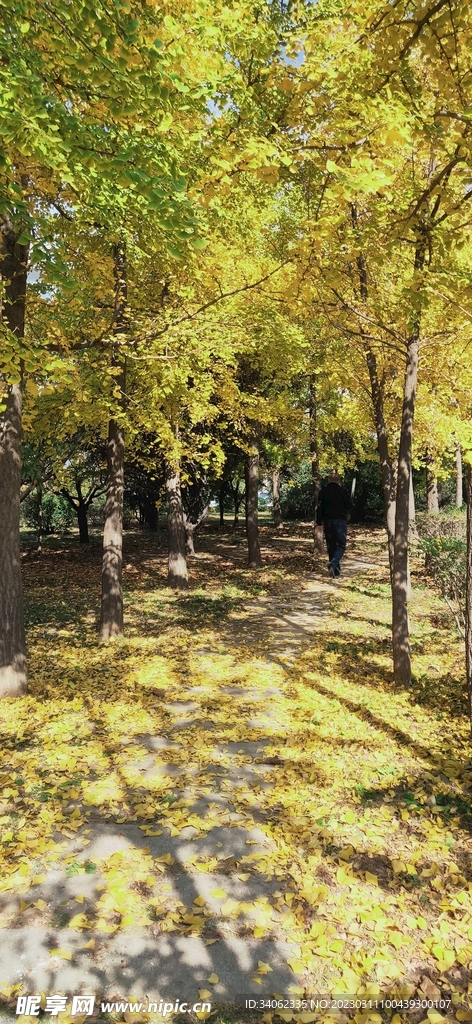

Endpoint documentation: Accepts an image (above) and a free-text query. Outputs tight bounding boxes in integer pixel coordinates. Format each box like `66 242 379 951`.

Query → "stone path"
1 554 378 1006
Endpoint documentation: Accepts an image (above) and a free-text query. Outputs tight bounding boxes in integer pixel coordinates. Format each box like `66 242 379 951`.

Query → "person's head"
328 470 341 484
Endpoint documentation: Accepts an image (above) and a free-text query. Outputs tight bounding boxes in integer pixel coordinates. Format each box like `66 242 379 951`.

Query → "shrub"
21 492 75 534
416 511 466 635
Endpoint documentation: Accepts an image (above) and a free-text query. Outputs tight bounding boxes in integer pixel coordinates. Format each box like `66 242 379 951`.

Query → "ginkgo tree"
0 0 298 694
260 0 472 688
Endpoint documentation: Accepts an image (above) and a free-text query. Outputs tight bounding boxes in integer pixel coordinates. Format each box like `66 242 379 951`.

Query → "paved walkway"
1 555 378 1006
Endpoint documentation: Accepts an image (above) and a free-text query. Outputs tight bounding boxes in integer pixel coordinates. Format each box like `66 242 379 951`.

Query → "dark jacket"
316 482 350 525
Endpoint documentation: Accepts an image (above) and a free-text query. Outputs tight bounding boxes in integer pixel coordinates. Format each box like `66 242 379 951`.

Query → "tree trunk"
100 418 124 639
232 481 243 527
465 464 472 732
77 501 89 544
0 215 28 697
246 445 262 568
219 482 225 528
456 443 463 508
351 206 396 575
145 500 158 531
36 483 43 554
166 460 188 589
272 468 282 529
185 520 196 556
100 242 127 640
0 387 27 696
364 344 396 576
392 328 420 687
409 472 416 525
309 375 322 551
425 454 439 513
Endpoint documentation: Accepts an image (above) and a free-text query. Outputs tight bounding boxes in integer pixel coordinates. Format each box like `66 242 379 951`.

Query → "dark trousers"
324 518 347 573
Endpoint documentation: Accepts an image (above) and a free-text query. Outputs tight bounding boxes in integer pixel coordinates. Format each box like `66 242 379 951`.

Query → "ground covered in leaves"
0 523 471 1023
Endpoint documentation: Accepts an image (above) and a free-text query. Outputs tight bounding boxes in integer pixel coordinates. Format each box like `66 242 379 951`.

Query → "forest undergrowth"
0 525 471 1021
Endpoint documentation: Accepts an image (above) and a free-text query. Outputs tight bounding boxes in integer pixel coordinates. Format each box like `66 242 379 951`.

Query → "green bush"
21 492 75 534
416 511 466 635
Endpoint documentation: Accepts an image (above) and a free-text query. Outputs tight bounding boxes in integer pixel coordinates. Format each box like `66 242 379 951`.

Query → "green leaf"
168 244 183 260
172 175 187 193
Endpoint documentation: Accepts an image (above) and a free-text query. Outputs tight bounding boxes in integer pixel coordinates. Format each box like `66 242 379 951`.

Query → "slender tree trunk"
392 328 420 686
351 208 396 575
232 482 242 526
246 444 262 568
465 464 472 732
100 242 127 639
166 460 188 588
309 375 322 551
409 472 416 524
0 387 27 696
272 468 282 529
364 344 396 576
456 444 463 508
36 484 43 554
146 502 158 531
0 215 28 697
185 520 196 556
425 453 439 513
100 418 124 638
77 501 89 544
219 482 225 528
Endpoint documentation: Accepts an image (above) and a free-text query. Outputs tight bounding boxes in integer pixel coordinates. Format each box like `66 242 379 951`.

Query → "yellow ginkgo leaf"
49 948 72 960
256 961 273 974
207 973 219 984
286 959 305 974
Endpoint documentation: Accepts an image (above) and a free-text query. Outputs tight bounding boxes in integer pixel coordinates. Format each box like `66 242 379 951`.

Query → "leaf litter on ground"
0 525 471 1021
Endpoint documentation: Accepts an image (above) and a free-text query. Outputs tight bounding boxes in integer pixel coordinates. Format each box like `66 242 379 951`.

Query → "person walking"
316 471 350 578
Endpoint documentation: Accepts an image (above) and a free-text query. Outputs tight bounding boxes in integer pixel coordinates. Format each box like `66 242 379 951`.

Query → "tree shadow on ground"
5 524 470 1003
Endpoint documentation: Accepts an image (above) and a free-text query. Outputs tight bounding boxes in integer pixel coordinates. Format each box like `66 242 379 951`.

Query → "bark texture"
364 344 396 575
77 499 89 544
0 215 28 696
100 242 127 639
309 376 322 552
465 465 472 732
100 418 125 638
272 468 282 529
456 444 463 508
166 460 188 588
0 387 27 695
246 445 262 568
425 453 439 513
351 209 396 575
392 329 419 686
